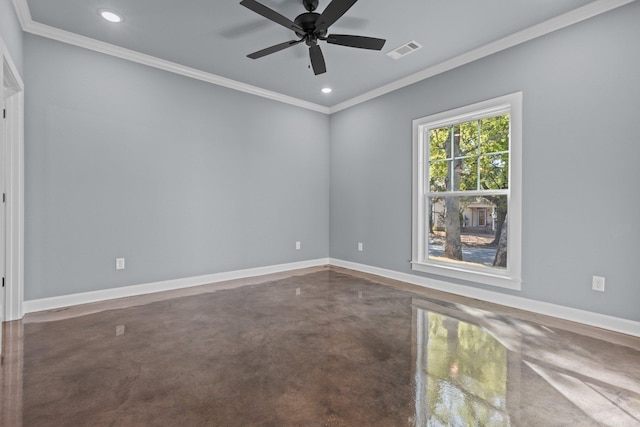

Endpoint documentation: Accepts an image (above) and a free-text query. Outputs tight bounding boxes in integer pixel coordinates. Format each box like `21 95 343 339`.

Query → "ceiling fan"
239 0 386 75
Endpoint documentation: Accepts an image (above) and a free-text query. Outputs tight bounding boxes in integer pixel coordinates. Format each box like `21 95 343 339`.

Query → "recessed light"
321 87 332 94
99 9 123 23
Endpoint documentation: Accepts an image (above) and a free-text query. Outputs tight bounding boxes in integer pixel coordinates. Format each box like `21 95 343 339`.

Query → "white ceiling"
15 0 632 111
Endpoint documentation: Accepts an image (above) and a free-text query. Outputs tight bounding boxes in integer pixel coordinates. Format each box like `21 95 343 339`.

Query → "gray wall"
0 0 23 74
25 35 330 300
19 2 640 322
330 2 640 321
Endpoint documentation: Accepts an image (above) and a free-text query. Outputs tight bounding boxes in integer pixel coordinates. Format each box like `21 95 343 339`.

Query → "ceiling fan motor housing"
294 12 327 41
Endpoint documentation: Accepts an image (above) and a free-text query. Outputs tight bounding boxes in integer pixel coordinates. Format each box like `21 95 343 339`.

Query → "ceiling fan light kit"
240 0 386 75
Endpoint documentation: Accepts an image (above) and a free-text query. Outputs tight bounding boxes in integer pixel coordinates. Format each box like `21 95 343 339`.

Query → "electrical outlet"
592 276 605 292
296 241 301 250
358 242 363 252
116 258 125 270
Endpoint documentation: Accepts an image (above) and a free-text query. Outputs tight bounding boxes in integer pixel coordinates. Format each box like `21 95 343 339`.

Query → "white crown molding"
10 0 31 30
328 0 637 113
16 8 330 114
12 0 635 115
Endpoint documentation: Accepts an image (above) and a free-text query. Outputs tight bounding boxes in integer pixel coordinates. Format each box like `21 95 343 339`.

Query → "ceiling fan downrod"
303 0 319 12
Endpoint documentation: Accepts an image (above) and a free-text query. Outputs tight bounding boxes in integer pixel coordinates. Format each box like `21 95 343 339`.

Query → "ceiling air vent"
386 41 422 60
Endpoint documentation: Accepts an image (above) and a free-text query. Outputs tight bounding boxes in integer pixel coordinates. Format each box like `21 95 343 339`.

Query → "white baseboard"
22 257 640 337
330 258 640 338
23 258 330 314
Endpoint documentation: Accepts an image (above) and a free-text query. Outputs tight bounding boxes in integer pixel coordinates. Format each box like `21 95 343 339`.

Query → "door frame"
1 36 25 323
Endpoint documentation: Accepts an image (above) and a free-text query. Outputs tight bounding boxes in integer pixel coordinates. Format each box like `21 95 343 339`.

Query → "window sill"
411 261 521 291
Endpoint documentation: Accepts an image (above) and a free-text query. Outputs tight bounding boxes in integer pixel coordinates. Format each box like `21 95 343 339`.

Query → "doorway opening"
1 42 25 357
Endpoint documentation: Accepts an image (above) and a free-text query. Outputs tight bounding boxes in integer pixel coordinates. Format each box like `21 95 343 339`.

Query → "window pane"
458 157 478 191
456 120 478 157
429 128 450 160
427 195 508 269
429 159 448 192
479 114 509 155
479 153 509 190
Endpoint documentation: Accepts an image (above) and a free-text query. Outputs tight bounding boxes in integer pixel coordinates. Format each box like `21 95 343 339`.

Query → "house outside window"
412 93 522 290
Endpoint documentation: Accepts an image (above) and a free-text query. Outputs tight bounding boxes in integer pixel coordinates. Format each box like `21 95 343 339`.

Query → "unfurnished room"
1 0 639 425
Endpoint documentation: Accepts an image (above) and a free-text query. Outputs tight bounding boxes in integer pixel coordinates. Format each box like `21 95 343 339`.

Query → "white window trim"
411 92 522 290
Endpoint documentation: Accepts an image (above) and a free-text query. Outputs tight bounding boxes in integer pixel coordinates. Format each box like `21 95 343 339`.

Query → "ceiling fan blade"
309 45 327 75
247 39 304 59
240 0 304 33
326 34 386 50
315 0 358 33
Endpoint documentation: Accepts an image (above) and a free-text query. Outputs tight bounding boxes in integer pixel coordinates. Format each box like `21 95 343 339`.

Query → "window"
412 93 522 290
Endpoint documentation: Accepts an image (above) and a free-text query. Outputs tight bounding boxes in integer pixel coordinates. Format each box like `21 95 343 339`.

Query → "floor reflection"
413 300 511 426
412 298 640 426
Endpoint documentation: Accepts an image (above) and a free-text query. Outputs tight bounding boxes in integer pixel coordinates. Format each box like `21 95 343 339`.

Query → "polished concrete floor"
2 268 639 426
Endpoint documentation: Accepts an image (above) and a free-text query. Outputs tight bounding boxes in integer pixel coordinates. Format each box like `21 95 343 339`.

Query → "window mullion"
449 125 455 192
477 120 482 191
427 189 509 197
423 129 430 195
